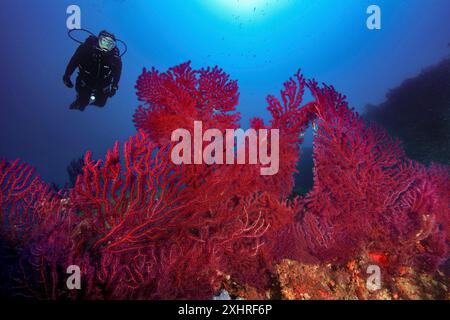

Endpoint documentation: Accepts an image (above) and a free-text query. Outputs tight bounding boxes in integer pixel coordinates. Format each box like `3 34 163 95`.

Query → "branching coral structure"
0 62 448 299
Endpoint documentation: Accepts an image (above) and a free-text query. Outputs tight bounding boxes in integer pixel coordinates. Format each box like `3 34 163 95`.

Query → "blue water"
0 0 449 185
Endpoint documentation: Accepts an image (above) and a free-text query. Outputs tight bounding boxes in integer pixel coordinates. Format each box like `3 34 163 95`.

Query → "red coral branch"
0 62 448 299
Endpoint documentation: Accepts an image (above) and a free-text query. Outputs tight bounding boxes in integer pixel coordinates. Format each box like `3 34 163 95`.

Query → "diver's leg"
92 87 109 107
70 93 90 111
70 78 91 111
93 92 108 107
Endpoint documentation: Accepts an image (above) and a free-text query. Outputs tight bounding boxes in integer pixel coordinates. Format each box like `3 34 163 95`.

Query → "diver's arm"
108 58 122 97
64 44 84 78
111 58 123 89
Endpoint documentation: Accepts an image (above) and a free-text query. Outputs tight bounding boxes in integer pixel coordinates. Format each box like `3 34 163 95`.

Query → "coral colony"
170 121 280 175
0 62 448 299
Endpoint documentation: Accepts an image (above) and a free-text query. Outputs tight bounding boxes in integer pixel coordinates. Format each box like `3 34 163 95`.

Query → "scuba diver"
63 30 123 111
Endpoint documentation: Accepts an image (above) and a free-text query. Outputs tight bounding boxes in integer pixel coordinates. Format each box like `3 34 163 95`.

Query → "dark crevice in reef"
292 147 314 197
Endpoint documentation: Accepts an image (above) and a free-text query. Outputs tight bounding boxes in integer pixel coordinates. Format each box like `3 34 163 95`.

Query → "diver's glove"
109 85 118 97
63 75 74 88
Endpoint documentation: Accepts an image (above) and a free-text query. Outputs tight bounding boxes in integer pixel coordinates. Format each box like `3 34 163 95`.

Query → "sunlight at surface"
199 0 293 20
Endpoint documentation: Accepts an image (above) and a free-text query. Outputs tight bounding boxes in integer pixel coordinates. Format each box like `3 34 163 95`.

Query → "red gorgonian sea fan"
294 81 449 273
0 62 448 299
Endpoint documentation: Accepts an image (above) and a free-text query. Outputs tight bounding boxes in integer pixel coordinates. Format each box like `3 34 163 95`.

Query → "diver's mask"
98 33 116 52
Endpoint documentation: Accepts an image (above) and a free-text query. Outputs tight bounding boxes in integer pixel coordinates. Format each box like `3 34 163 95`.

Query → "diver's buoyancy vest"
77 41 118 87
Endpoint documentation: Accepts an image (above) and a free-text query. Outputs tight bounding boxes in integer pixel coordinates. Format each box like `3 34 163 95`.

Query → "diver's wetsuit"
64 36 122 111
